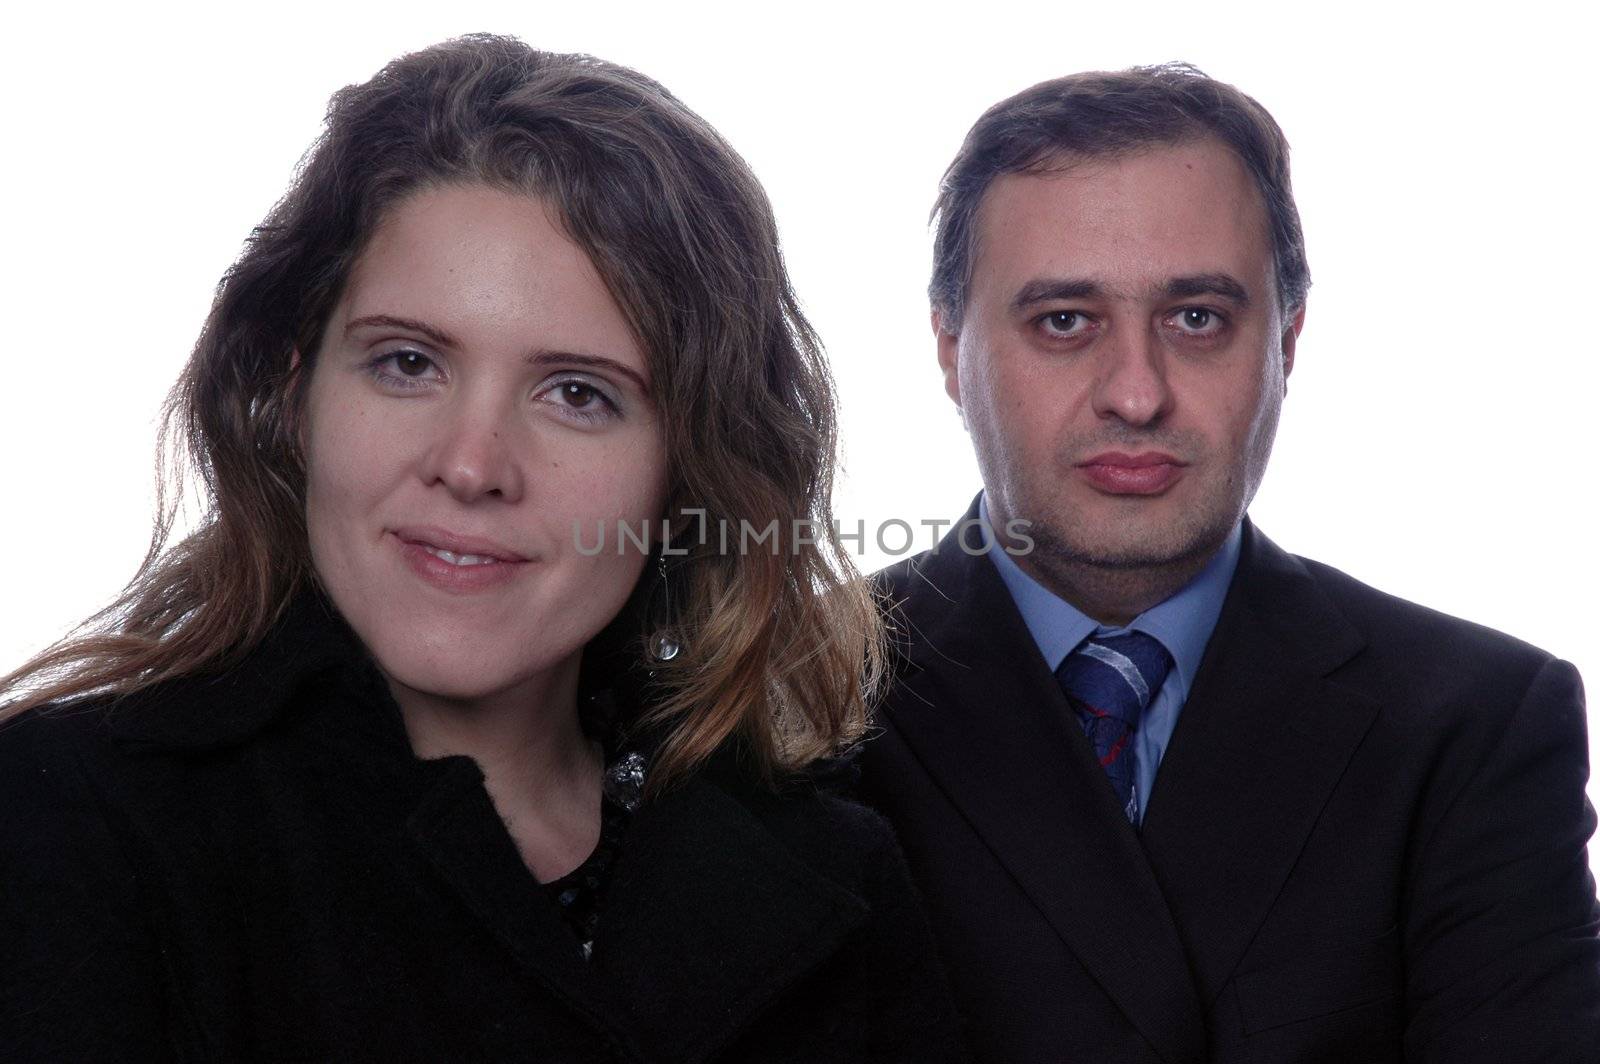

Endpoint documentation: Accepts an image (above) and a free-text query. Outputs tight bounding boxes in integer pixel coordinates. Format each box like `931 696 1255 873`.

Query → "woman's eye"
392 350 436 377
557 382 601 408
369 349 442 390
542 378 619 421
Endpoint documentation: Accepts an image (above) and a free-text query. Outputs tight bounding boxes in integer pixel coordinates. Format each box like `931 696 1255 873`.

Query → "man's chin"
1027 517 1231 573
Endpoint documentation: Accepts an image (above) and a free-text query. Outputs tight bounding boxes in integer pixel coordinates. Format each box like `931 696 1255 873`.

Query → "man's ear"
1280 304 1306 391
934 308 961 407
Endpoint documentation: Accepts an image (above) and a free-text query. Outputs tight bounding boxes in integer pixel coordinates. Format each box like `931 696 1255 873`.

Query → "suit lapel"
1139 522 1378 999
881 513 1205 1063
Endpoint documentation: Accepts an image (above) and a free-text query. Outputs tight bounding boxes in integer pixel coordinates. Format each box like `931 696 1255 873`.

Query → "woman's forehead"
335 185 647 377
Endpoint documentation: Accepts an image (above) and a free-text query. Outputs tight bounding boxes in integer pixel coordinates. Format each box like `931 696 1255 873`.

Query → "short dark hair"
930 63 1309 329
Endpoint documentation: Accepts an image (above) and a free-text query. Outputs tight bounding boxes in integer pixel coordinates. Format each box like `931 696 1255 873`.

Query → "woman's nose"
416 397 525 504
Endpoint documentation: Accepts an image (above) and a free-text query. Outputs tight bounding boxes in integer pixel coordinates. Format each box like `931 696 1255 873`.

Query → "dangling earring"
647 552 682 664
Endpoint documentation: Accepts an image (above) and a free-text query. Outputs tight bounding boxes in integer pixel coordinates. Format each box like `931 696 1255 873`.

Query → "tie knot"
1055 631 1173 728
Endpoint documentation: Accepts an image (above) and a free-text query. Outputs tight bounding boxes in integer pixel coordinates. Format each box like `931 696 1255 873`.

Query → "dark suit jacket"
859 508 1600 1063
0 595 965 1063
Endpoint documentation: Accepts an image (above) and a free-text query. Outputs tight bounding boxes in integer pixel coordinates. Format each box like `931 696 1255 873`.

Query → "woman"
0 35 965 1062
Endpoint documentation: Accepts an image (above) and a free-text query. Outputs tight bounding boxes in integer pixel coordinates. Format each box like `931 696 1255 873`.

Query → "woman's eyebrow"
526 349 650 394
345 314 459 348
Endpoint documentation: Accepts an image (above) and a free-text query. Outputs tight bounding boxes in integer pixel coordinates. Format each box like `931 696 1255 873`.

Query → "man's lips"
1075 452 1187 495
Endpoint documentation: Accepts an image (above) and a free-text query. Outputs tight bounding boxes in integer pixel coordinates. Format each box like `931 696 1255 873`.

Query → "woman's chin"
366 643 581 712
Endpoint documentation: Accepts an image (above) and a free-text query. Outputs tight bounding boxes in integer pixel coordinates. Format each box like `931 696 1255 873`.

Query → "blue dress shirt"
980 495 1242 823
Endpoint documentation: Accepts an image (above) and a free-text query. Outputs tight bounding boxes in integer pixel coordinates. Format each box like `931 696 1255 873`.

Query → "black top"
545 752 643 957
0 594 967 1063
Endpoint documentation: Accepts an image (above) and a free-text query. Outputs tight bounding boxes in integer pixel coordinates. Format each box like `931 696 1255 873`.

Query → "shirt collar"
980 493 1241 699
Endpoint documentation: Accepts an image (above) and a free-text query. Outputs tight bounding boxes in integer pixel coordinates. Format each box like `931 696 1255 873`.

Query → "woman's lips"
1075 452 1186 495
390 529 530 593
392 526 529 561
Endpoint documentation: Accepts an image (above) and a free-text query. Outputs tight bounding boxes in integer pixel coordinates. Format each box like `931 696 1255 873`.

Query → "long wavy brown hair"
0 34 882 788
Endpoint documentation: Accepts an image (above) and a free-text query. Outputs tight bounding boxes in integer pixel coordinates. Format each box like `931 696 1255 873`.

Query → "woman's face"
303 183 667 712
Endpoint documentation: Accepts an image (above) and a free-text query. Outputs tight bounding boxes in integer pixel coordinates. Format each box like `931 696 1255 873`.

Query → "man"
859 65 1600 1063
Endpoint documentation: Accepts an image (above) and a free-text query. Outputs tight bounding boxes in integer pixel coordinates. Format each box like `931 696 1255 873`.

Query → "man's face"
940 138 1302 588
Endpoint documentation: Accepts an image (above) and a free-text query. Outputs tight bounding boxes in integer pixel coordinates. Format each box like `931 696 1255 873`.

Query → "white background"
3 2 1596 869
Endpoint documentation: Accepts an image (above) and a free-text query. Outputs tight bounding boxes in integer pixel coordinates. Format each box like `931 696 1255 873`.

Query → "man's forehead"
968 139 1273 293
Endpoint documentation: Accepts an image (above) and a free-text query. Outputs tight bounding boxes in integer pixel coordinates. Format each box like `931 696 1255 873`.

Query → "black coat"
0 599 966 1063
859 508 1600 1063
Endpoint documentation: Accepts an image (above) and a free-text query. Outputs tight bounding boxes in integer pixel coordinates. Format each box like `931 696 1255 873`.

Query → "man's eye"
1172 308 1224 333
1039 311 1089 336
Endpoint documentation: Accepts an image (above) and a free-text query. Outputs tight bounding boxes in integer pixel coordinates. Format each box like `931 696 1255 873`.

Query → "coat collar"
589 776 871 1063
103 589 373 752
877 501 1375 1061
403 753 870 1064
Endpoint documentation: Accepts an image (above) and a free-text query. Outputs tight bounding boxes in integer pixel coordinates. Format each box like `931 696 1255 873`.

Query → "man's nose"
1090 325 1174 428
417 395 525 504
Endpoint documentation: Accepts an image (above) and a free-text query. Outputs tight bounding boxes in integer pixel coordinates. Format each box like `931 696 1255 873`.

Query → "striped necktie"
1055 631 1173 824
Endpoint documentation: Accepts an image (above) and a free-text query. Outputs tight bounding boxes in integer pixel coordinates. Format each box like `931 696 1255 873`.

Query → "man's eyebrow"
1162 273 1252 306
1007 274 1255 311
344 314 459 348
526 349 650 394
1010 278 1102 310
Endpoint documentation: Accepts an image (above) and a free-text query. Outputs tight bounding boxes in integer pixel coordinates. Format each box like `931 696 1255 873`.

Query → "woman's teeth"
422 545 499 566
